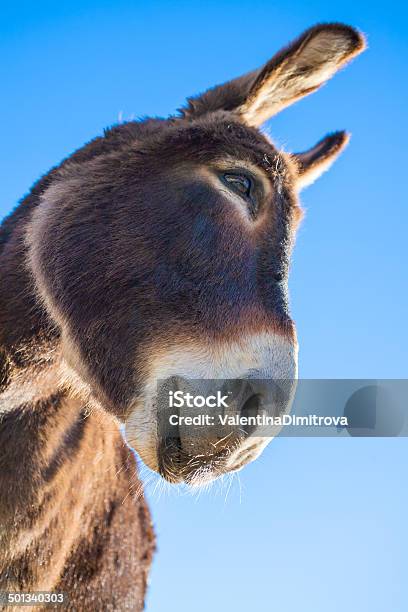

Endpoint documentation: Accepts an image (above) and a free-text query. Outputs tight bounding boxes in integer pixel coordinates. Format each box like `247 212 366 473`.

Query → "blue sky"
1 2 407 611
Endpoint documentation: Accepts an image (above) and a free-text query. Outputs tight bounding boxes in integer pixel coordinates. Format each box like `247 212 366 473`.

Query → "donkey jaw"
124 331 298 484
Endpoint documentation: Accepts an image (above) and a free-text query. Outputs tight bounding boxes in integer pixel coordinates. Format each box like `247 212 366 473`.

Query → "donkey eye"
223 173 252 198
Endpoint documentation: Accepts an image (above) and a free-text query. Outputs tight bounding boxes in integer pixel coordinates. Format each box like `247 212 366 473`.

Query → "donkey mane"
0 23 365 610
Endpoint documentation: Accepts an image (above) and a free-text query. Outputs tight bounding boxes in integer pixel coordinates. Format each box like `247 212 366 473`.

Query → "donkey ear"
291 131 350 190
238 24 365 126
181 23 365 125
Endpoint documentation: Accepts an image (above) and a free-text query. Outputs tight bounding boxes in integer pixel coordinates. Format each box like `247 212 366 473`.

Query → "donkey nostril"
240 393 261 435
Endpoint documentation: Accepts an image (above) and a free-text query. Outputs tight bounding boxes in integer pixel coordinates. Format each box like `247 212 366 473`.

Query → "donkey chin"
124 332 298 485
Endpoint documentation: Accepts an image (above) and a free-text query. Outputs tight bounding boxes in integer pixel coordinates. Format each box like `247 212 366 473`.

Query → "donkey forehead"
137 114 284 175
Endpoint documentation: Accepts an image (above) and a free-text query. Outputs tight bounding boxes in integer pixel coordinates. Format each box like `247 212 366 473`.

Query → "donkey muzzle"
156 375 295 484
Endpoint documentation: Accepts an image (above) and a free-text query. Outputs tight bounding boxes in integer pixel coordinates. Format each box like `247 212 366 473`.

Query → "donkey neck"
0 248 139 592
0 389 147 594
0 206 111 577
0 245 152 598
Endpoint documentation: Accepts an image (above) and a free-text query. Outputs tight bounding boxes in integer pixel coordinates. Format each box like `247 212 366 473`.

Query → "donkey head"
27 24 365 484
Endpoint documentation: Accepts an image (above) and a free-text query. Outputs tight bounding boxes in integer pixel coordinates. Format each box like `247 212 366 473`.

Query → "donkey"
0 23 365 611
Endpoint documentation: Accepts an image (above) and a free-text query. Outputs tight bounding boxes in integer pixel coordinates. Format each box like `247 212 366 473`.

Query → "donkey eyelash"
222 173 252 198
219 171 259 219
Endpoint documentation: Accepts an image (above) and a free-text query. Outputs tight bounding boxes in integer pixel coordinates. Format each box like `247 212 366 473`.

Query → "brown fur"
0 23 365 610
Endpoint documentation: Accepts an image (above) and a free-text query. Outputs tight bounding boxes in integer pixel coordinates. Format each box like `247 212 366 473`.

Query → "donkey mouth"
155 376 270 484
156 377 233 484
157 435 234 485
